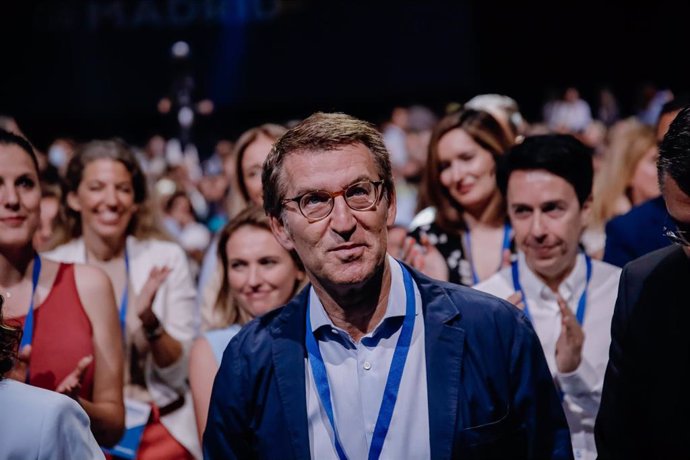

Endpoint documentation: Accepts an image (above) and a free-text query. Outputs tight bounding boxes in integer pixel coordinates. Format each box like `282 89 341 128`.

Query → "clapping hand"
56 355 93 400
400 235 449 282
555 295 585 373
136 266 171 324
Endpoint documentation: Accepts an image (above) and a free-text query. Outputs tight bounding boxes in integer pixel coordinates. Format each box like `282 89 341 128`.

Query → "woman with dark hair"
45 140 200 459
0 129 124 447
405 109 516 286
189 205 305 441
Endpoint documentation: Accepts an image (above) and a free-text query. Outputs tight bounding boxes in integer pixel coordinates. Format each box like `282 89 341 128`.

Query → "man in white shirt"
474 134 621 460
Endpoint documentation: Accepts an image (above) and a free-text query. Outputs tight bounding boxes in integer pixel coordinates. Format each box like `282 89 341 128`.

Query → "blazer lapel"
413 271 465 460
271 288 311 459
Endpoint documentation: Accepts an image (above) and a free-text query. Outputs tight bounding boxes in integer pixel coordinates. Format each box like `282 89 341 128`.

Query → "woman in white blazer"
45 140 200 459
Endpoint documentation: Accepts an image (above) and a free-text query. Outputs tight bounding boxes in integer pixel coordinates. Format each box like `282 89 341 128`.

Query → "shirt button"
363 361 372 370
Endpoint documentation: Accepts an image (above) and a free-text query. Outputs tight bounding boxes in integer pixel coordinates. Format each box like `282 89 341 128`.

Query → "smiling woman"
189 205 304 442
44 140 201 459
0 129 124 447
406 109 516 286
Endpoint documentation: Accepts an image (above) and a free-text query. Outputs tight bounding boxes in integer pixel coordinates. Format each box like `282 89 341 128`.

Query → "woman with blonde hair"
189 205 304 441
199 123 287 331
584 118 659 257
45 139 201 459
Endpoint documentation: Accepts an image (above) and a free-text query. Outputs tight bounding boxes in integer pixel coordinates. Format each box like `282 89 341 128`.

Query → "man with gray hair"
204 112 572 459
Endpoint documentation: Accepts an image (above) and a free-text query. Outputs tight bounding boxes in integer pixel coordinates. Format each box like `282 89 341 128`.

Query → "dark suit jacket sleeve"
203 334 253 460
594 266 631 459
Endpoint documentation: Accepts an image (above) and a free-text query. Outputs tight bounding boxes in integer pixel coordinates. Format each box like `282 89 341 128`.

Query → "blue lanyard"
305 262 415 460
464 222 512 284
19 253 42 350
511 253 592 325
119 249 130 339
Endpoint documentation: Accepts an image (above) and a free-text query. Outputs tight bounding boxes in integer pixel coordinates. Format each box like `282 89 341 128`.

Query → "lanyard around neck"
305 261 415 460
511 252 593 325
464 222 512 285
18 253 42 351
119 249 130 339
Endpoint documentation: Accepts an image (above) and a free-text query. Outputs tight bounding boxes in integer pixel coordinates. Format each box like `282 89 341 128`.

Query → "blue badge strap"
19 253 42 350
511 252 593 326
305 307 348 460
368 263 415 460
305 261 416 460
576 254 592 325
119 249 130 340
465 223 512 285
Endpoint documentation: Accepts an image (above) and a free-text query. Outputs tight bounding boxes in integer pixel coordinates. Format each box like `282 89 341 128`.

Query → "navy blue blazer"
203 266 573 459
603 196 670 267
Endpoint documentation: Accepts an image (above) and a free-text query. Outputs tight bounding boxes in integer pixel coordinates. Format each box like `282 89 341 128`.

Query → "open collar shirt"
474 251 621 460
305 255 431 459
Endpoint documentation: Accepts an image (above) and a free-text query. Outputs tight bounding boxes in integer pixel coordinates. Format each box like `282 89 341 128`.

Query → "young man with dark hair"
475 134 621 460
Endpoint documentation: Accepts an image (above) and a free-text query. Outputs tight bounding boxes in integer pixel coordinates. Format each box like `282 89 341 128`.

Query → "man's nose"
329 196 357 239
529 212 547 238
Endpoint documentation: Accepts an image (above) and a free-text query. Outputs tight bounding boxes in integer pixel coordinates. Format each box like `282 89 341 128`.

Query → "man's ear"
66 191 82 212
580 194 593 228
269 214 295 252
385 188 397 227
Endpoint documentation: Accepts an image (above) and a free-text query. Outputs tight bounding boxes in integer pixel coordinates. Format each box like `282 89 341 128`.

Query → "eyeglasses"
282 180 385 222
663 216 690 247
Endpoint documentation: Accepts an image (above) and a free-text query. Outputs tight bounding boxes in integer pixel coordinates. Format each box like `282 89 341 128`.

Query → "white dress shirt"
474 252 620 460
305 255 431 459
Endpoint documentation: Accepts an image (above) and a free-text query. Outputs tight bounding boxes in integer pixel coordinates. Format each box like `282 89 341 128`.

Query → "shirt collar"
517 251 586 305
309 254 408 335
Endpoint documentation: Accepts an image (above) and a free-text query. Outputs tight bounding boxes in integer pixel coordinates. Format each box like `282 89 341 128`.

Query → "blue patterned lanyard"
465 222 512 284
18 253 42 350
511 252 593 325
305 262 416 460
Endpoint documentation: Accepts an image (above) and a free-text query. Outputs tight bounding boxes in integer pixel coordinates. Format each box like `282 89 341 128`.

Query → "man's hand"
555 295 585 373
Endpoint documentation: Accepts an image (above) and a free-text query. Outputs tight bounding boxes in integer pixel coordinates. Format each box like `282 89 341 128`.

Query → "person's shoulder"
41 238 82 262
607 196 665 229
226 289 308 356
623 245 685 278
413 269 523 324
130 237 188 262
472 267 513 297
591 258 622 280
0 379 85 416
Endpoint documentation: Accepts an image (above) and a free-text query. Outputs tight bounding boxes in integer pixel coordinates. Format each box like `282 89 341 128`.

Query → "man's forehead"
508 169 578 203
281 146 378 192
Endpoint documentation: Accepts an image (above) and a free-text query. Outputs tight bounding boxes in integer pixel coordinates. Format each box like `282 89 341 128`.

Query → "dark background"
1 0 688 156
